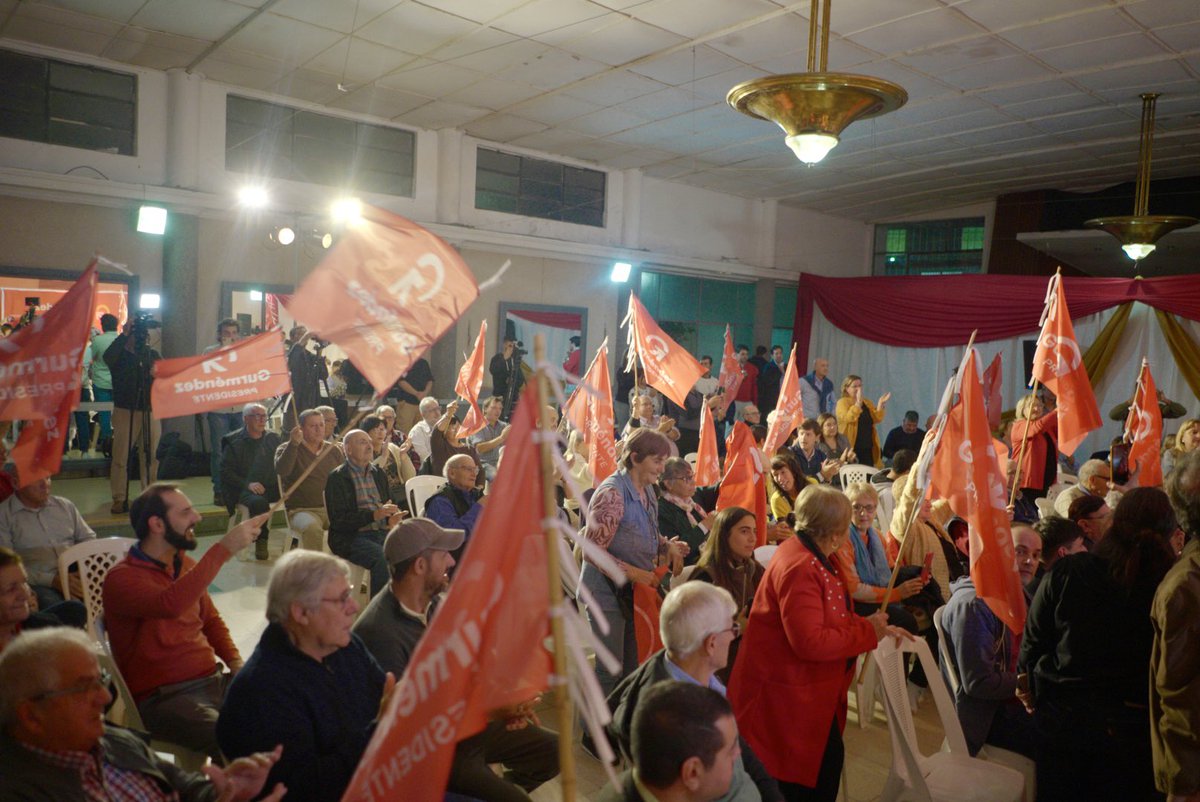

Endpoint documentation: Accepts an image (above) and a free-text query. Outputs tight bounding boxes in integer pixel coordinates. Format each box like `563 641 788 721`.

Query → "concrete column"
159 212 200 444
166 68 204 190
754 279 776 350
621 168 642 250
435 129 464 224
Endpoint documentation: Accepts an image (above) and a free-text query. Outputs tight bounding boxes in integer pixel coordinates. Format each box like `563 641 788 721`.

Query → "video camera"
512 339 528 358
130 310 161 343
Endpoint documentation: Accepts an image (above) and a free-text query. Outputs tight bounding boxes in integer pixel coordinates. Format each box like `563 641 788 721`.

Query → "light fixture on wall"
727 0 907 165
308 229 334 250
1085 93 1198 262
136 205 168 235
139 293 161 310
238 185 270 208
611 261 633 283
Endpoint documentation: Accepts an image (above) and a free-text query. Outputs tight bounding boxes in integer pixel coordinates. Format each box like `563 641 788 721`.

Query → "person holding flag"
1009 393 1059 501
1123 358 1163 488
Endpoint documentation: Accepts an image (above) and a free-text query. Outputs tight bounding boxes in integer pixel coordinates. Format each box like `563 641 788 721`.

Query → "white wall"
775 204 872 277
639 178 775 266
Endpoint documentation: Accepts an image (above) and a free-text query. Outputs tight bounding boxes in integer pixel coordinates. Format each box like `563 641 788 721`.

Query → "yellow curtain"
1155 308 1200 401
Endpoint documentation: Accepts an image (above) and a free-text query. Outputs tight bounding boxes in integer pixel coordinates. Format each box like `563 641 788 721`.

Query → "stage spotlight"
611 261 633 282
331 197 363 223
238 185 269 207
139 293 161 310
269 226 296 246
309 229 334 249
136 205 167 235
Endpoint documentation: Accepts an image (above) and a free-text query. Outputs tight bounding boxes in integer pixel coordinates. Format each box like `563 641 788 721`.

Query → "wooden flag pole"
533 334 577 802
1007 378 1041 508
265 402 374 518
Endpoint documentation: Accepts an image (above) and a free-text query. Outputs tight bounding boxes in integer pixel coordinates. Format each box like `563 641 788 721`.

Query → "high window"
475 147 606 228
873 217 986 275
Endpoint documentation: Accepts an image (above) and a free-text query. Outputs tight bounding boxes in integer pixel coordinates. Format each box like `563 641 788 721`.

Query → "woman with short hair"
658 458 713 566
1162 417 1200 478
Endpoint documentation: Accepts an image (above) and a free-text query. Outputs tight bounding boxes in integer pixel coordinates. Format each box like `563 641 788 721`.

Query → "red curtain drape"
793 273 1200 370
508 308 582 329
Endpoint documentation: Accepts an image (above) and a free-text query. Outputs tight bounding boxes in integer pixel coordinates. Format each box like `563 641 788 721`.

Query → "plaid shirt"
22 742 179 802
346 459 386 530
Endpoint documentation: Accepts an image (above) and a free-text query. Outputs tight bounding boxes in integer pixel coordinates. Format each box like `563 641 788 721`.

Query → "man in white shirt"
407 396 442 466
0 472 95 609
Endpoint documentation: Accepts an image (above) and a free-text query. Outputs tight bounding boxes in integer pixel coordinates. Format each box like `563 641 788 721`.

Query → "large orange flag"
717 325 742 418
455 321 488 438
288 204 478 396
342 385 550 802
151 330 291 419
762 344 802 456
11 394 74 488
717 422 768 547
695 400 720 485
1124 358 1163 487
623 292 703 408
1031 274 1101 454
564 339 618 486
0 261 97 420
982 352 1003 430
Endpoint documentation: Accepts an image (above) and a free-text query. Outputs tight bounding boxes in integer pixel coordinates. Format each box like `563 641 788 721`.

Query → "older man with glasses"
0 627 284 801
219 403 282 560
425 454 486 561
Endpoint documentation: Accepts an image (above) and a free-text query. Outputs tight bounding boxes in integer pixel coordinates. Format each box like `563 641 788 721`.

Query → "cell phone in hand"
920 551 933 584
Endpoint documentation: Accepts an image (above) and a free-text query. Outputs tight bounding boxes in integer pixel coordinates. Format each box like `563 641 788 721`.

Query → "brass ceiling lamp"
727 0 907 165
1086 93 1197 262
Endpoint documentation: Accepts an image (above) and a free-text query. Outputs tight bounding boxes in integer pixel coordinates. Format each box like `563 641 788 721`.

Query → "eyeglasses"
669 473 695 482
851 504 876 514
714 621 742 638
29 669 111 702
320 589 354 607
244 413 268 420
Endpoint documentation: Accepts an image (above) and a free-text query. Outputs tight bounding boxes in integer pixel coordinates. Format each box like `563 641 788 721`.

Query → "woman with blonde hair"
835 375 890 468
1009 392 1058 500
1162 417 1200 477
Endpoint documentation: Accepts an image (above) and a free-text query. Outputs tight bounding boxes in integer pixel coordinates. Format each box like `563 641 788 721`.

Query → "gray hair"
266 551 350 624
0 627 96 728
418 397 440 414
242 402 267 418
375 404 396 418
315 405 336 417
298 408 323 426
660 457 692 484
659 582 737 658
443 453 475 480
1078 459 1108 484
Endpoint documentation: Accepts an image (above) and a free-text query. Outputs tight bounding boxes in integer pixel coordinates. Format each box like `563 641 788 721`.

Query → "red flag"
288 205 478 396
455 321 488 438
623 292 704 408
10 394 74 488
342 385 550 802
1031 274 1102 454
633 567 669 664
1124 358 1163 487
717 422 768 547
695 400 720 485
564 339 618 486
982 352 1003 430
151 331 291 419
0 261 97 421
717 325 743 418
762 344 802 456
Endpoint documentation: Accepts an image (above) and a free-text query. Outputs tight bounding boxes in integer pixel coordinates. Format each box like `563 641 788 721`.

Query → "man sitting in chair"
424 454 485 559
274 408 343 552
0 627 285 801
220 403 282 561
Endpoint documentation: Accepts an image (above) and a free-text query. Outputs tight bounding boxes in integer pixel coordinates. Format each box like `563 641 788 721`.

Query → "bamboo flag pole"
533 334 577 802
1007 378 1041 507
265 402 375 519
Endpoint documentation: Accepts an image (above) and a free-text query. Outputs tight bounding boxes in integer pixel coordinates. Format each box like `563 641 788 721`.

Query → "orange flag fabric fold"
288 204 479 396
11 394 75 488
623 292 704 408
762 344 802 456
1031 274 1102 454
717 422 768 547
151 331 291 419
1124 358 1163 487
695 400 720 486
455 321 488 438
982 352 1003 430
717 325 743 418
341 385 550 802
564 339 618 486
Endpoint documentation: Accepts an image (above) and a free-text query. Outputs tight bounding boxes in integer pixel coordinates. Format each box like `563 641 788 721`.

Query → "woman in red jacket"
729 484 907 801
1010 392 1059 500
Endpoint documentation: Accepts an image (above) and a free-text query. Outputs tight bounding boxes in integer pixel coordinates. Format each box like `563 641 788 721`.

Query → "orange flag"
341 385 550 802
623 292 704 408
1031 274 1101 454
1124 358 1163 487
287 204 478 396
633 566 670 664
762 344 802 456
717 422 768 547
455 321 488 438
564 339 618 486
695 400 720 485
11 394 74 488
0 261 97 421
982 352 1003 430
717 325 742 418
151 331 291 419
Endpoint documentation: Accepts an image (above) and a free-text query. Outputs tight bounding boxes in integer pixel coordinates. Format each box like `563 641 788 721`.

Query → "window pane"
657 274 700 322
475 147 606 227
873 217 985 276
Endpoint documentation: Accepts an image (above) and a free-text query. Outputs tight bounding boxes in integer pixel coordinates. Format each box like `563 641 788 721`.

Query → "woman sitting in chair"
0 548 86 654
657 458 713 566
690 506 763 682
768 453 812 525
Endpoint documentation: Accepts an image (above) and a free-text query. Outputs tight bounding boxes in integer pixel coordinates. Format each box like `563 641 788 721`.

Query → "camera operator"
489 336 525 421
104 312 161 515
286 324 328 429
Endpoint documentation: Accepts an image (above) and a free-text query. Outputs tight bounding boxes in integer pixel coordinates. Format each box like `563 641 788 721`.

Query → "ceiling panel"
131 0 252 41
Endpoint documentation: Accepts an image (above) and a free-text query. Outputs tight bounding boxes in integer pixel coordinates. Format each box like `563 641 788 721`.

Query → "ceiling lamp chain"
727 0 907 165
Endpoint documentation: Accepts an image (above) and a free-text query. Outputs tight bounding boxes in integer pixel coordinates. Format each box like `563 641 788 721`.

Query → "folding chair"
58 538 136 641
406 475 447 517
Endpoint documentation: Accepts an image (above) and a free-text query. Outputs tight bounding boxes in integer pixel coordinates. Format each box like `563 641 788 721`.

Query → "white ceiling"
1 0 1198 222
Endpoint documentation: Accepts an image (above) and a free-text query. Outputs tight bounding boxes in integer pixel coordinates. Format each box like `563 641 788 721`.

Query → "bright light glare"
274 226 296 246
611 262 633 282
249 290 263 301
139 293 161 310
785 133 839 165
331 197 363 223
238 186 269 207
320 232 333 249
1122 243 1155 260
136 205 168 235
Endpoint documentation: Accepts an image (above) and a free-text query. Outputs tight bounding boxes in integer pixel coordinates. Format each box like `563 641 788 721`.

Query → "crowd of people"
1 332 1199 802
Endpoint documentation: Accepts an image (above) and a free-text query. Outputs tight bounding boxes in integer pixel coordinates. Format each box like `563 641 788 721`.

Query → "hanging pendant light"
727 0 907 165
1085 93 1197 262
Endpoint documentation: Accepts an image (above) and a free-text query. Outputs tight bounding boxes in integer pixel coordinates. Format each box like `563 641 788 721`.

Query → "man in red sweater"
103 482 267 760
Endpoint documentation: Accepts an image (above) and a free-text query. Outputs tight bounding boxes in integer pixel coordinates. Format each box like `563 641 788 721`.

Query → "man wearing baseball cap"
354 519 559 801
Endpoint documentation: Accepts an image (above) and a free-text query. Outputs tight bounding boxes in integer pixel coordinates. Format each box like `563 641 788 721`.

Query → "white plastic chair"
753 545 777 569
58 537 136 641
855 652 885 729
876 485 896 535
677 564 699 583
94 615 208 772
874 636 1025 802
839 463 876 487
406 475 448 517
1033 497 1054 520
683 452 698 467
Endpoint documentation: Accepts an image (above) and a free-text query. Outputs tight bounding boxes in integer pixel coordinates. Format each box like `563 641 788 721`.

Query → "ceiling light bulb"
1121 242 1155 261
331 197 363 223
319 231 333 249
785 133 839 165
269 225 296 246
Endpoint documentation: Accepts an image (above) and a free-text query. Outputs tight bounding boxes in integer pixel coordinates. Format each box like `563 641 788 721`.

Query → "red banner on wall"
151 330 291 419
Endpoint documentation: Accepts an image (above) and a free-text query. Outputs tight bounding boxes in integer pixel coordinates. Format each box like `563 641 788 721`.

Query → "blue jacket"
216 622 385 802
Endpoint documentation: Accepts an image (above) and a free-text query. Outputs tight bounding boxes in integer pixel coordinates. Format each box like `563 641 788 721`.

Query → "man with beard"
353 519 559 801
102 483 268 759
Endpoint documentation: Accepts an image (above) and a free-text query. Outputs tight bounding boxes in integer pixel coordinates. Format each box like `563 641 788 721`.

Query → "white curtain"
808 301 1200 461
